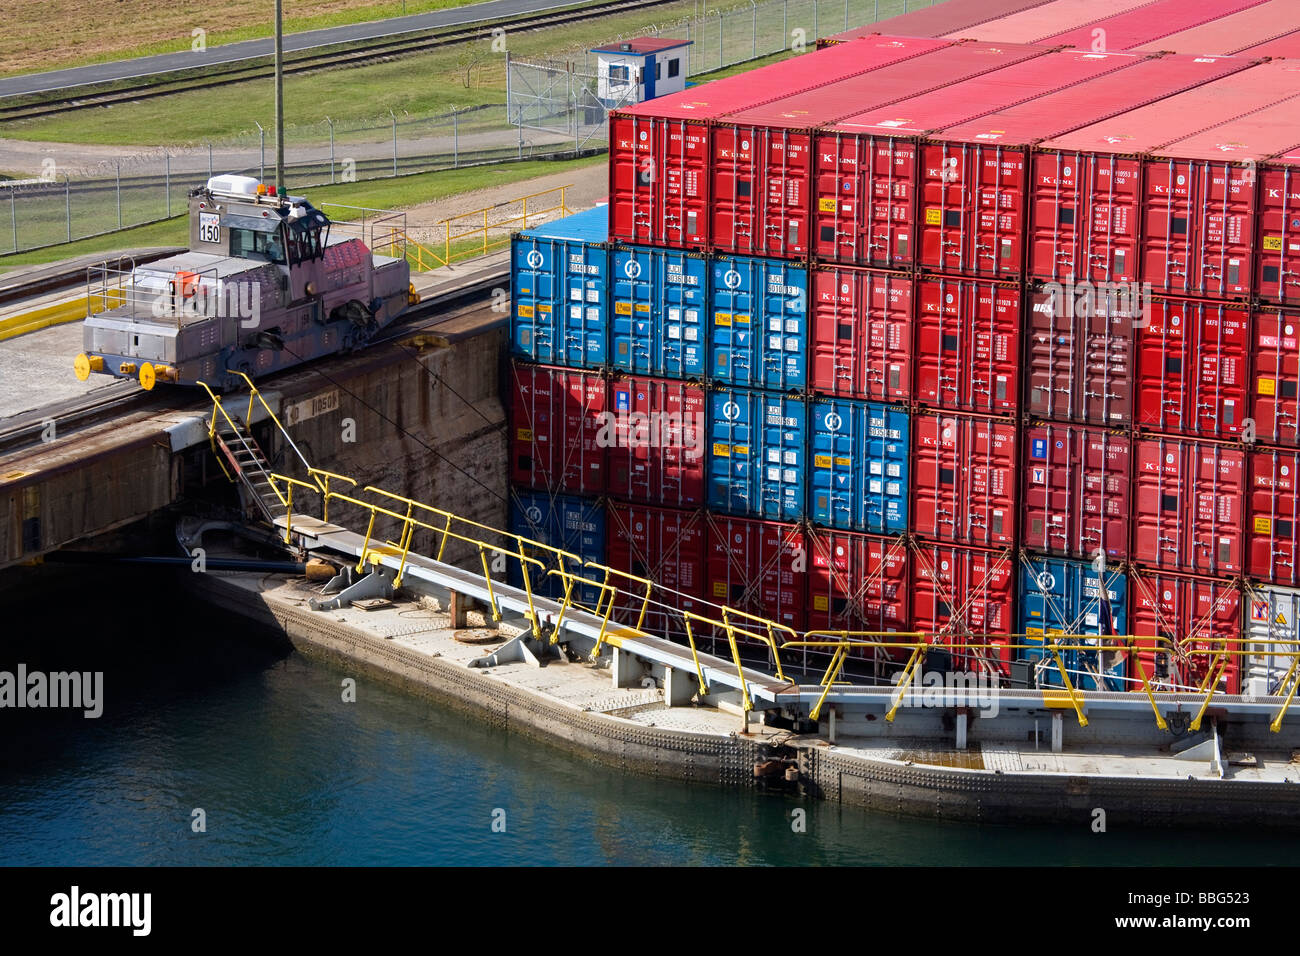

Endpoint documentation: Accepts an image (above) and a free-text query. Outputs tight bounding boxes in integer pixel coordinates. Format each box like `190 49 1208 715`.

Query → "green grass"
0 0 510 80
0 0 764 146
0 153 604 268
695 47 800 80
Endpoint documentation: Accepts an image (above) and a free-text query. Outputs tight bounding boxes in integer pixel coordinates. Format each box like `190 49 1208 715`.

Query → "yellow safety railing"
196 380 290 511
387 184 573 272
199 385 1300 732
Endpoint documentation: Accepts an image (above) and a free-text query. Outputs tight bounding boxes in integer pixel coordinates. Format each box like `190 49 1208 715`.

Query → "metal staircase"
212 416 286 526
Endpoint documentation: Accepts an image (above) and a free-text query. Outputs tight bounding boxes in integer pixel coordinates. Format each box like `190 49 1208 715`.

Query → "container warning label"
1264 236 1284 252
713 443 731 457
814 454 833 468
517 305 534 318
1252 600 1269 622
715 312 732 326
818 198 837 213
925 208 942 226
814 595 829 611
615 302 633 315
1255 516 1273 533
516 428 533 441
1259 377 1277 396
713 582 728 598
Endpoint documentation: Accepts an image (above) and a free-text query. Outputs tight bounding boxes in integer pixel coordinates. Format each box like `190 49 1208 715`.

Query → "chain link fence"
0 104 584 256
507 0 927 147
1 0 942 256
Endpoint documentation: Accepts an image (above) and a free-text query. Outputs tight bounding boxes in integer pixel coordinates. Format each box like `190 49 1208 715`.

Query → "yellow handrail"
201 385 1300 733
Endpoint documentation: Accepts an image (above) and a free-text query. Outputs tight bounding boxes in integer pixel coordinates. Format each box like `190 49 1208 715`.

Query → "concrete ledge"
192 570 1300 830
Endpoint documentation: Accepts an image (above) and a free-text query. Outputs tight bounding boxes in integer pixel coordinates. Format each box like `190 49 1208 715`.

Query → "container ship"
507 0 1300 704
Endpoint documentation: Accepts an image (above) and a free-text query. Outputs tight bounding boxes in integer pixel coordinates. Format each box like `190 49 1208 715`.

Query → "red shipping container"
948 0 1178 42
1248 448 1300 584
911 541 1015 675
915 276 1020 414
1258 152 1300 307
607 502 707 636
1141 156 1256 300
917 138 1029 278
1132 0 1300 55
607 36 949 250
606 376 706 507
820 0 1055 44
826 50 1145 280
1251 306 1300 445
705 515 806 634
1128 567 1241 695
1135 297 1249 440
715 41 1044 261
912 411 1017 547
806 529 910 638
1029 148 1142 285
1023 423 1131 561
1038 0 1273 51
932 54 1251 284
1132 437 1245 576
810 266 913 402
509 363 606 496
1024 287 1135 426
810 42 1051 269
1239 28 1300 56
1040 61 1300 298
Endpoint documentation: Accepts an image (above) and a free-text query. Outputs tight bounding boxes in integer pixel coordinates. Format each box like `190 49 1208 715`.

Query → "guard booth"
591 38 692 107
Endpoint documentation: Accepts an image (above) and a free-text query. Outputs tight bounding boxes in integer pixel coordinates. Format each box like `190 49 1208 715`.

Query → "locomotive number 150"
199 213 220 244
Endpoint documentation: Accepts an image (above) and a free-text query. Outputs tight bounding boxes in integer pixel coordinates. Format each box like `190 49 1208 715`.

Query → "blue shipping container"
1019 556 1128 692
708 255 808 390
610 245 707 379
808 398 908 534
708 388 805 521
511 206 609 368
508 489 606 608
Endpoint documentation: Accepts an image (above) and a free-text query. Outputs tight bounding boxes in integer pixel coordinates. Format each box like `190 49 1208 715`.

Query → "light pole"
274 0 285 194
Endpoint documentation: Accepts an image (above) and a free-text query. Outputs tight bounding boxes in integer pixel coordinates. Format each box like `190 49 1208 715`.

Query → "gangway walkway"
197 380 1300 734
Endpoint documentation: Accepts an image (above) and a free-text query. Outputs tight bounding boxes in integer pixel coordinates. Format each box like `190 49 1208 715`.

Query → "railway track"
0 265 507 457
0 0 677 122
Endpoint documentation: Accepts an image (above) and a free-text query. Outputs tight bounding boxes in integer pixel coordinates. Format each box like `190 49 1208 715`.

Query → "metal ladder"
213 416 286 526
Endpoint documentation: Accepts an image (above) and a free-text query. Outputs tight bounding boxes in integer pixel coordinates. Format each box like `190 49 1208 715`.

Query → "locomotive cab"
75 174 414 389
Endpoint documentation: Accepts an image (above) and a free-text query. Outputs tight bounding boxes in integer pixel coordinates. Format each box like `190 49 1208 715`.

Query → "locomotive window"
230 228 286 265
287 226 323 263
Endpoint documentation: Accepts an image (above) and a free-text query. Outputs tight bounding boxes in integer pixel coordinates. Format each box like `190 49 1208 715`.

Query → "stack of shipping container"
508 0 1300 691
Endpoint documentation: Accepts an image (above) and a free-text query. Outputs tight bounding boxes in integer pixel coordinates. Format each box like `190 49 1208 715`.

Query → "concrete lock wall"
270 326 508 567
1 435 177 566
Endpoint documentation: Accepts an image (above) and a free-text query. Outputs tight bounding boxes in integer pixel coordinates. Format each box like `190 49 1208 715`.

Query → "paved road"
0 0 590 99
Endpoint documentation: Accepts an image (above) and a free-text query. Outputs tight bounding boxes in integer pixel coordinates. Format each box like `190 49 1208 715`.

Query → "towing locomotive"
74 175 416 390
